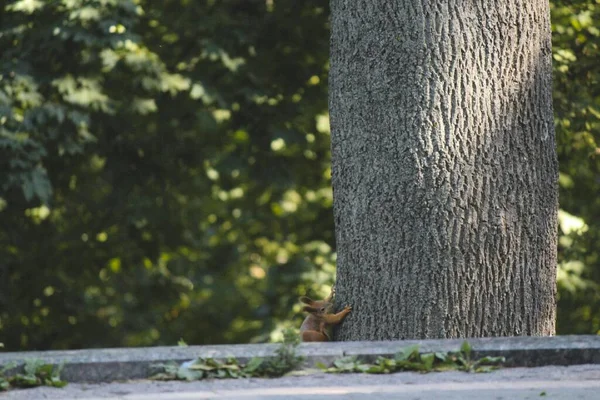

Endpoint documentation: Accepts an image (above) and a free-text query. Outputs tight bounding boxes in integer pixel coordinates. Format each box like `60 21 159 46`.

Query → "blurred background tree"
0 0 598 350
552 0 600 334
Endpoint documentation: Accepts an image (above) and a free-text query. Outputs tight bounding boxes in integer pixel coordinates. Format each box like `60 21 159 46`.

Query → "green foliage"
248 328 304 377
153 357 251 381
317 342 505 374
152 329 303 380
0 0 333 350
153 341 504 382
1 0 600 351
551 0 600 334
0 360 67 391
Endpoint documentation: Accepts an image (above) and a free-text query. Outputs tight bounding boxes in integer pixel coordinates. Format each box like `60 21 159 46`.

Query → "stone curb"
0 335 598 383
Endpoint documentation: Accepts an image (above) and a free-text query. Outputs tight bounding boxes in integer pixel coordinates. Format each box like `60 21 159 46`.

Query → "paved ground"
3 364 600 400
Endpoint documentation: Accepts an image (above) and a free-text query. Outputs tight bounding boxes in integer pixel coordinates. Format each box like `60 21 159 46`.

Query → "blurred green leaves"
0 0 334 350
552 0 600 334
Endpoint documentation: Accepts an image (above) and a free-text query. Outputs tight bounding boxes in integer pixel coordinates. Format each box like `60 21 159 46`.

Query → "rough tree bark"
330 0 558 340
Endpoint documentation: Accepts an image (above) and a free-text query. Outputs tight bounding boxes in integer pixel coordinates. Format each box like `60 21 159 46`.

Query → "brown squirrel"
299 287 351 342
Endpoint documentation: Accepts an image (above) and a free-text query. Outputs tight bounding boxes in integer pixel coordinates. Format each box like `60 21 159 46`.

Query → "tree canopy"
0 0 599 350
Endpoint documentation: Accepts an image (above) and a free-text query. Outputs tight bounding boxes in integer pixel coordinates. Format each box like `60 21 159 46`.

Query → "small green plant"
177 338 188 347
0 359 67 391
452 341 506 373
0 365 10 391
317 341 504 374
152 328 304 381
152 357 250 381
247 328 304 377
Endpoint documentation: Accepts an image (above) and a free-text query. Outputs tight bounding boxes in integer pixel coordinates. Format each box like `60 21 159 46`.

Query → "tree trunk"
330 0 558 340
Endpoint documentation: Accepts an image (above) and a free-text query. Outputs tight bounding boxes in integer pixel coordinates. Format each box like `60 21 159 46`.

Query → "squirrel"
299 287 351 342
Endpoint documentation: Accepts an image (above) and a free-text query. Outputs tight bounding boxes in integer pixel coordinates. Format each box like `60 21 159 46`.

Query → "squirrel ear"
302 306 318 314
299 296 313 304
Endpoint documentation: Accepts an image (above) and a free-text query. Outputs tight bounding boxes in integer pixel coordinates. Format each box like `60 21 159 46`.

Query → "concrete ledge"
0 335 599 383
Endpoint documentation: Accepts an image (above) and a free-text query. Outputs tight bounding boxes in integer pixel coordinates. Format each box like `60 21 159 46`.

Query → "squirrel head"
299 296 334 316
